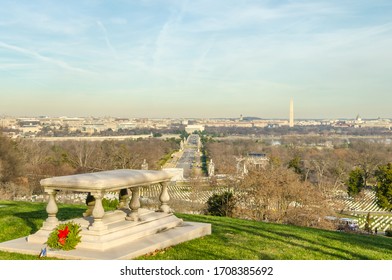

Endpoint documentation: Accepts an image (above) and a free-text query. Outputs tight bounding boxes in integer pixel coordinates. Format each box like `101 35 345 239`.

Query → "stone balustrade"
39 169 175 231
1 168 211 259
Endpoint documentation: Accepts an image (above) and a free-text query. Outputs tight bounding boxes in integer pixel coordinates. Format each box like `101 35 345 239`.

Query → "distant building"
117 122 137 130
236 152 269 174
81 123 106 134
17 118 41 135
17 118 40 127
353 114 364 127
185 124 204 134
246 153 269 167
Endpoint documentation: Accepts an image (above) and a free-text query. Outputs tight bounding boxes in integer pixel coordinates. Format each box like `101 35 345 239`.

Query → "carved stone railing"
39 169 175 231
0 168 212 259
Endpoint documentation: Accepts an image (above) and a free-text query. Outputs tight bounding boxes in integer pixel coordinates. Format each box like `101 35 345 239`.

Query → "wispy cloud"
190 37 215 77
152 0 188 64
1 0 391 118
0 41 92 74
96 20 118 59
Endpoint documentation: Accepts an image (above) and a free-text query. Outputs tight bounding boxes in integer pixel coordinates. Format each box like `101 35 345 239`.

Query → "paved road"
175 134 200 178
176 149 196 178
187 134 200 146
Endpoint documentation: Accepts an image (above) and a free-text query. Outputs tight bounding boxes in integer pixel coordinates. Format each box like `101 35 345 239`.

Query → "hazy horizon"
2 114 390 122
1 1 392 119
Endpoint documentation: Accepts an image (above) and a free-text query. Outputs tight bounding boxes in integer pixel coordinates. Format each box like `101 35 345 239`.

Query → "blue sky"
1 0 391 119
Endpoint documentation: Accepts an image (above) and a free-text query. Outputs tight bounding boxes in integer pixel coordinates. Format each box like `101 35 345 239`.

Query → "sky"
1 0 392 119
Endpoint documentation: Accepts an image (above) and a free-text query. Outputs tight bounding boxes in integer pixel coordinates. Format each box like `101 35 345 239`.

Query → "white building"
185 124 205 134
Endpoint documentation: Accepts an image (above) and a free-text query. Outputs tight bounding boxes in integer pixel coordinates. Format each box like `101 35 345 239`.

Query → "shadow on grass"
228 222 392 259
16 207 86 234
261 225 392 259
176 213 392 260
1 200 115 239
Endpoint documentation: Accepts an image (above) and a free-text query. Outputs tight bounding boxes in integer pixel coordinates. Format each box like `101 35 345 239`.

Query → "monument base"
0 209 211 260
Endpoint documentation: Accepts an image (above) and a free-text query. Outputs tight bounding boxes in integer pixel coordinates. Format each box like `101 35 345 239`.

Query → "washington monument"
289 98 294 127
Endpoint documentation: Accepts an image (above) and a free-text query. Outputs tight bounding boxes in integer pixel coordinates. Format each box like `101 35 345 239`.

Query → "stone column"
159 181 171 213
42 189 59 229
126 187 140 221
89 191 107 231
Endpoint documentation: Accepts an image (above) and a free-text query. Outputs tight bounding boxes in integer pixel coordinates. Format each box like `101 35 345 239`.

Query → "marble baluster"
126 187 140 221
42 189 59 229
89 191 107 231
159 181 171 213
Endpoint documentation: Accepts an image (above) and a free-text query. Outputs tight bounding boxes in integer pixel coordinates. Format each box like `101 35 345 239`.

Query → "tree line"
2 131 392 229
0 134 179 198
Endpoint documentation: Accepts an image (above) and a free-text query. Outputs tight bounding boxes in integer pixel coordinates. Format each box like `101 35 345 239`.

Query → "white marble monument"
0 169 211 259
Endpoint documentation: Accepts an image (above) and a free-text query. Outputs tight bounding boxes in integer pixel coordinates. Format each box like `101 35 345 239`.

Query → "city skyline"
1 1 392 119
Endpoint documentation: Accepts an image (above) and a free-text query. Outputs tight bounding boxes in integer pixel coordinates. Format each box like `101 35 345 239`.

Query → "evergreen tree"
346 167 365 197
374 163 392 210
288 156 303 176
206 191 235 217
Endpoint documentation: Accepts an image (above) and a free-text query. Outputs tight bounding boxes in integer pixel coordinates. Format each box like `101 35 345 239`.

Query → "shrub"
205 191 235 217
385 229 392 237
102 198 119 210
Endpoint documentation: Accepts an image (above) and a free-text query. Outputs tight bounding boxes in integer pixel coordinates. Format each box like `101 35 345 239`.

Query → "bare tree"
63 140 100 172
0 135 23 182
233 164 335 229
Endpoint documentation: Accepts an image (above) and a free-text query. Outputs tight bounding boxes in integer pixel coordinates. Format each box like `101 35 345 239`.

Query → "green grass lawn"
1 200 392 260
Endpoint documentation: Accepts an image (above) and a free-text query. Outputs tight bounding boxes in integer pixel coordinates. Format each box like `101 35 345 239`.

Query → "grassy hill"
0 200 391 260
